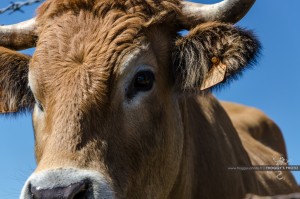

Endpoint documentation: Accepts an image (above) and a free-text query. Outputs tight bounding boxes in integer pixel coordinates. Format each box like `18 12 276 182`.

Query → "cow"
0 0 299 198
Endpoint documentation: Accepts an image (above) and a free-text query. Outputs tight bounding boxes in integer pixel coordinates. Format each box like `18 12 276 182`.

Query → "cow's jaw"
20 168 115 199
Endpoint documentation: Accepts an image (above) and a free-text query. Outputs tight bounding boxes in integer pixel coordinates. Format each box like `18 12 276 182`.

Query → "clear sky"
0 0 299 198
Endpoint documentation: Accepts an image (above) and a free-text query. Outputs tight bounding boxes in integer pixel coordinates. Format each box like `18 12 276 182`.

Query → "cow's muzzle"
20 168 115 199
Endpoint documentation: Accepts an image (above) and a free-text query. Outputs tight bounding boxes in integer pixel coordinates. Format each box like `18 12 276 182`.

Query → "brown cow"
0 0 299 198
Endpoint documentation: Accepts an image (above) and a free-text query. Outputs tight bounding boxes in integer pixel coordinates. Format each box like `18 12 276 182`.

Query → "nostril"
71 182 88 199
73 188 88 199
30 181 89 199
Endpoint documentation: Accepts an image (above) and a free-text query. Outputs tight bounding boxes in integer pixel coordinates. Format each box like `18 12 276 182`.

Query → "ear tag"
200 57 227 90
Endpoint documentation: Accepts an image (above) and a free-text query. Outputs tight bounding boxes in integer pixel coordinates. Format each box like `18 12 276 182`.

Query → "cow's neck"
169 93 258 199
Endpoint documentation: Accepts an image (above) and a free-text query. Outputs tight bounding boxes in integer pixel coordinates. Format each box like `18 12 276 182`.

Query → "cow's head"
0 0 260 198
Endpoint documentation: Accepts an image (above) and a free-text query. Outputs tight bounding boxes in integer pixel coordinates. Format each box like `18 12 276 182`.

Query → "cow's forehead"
30 0 181 80
29 5 172 112
36 0 182 28
30 16 137 109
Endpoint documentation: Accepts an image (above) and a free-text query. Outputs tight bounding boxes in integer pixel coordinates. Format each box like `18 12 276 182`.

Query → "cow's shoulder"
221 101 299 194
221 101 287 158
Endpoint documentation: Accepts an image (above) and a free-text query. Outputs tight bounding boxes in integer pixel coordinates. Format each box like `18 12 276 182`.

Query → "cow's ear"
0 47 34 114
172 22 261 91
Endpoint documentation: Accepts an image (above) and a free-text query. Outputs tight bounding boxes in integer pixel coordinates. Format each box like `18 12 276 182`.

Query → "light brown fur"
0 0 299 198
0 47 34 113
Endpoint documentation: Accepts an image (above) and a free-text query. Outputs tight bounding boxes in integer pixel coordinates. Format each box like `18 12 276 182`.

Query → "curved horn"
182 0 256 28
0 18 37 50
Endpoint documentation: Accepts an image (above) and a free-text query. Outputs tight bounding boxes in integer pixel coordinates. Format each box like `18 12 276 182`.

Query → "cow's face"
24 8 184 198
0 0 259 198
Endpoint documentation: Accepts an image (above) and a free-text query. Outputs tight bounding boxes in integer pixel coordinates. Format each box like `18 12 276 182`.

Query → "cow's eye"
126 70 155 100
134 71 155 91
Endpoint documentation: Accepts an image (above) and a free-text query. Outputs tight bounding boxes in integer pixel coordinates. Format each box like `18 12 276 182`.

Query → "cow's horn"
0 18 37 50
182 0 256 28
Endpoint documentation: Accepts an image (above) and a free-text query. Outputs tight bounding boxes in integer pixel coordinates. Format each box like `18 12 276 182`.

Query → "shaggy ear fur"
0 47 34 114
172 22 261 91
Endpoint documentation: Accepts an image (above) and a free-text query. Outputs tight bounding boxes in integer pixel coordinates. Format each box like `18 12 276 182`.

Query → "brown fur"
35 0 182 31
0 0 298 198
222 102 298 195
0 47 34 113
222 101 287 158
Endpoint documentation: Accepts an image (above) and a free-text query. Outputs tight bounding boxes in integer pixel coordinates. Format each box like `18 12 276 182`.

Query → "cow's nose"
30 181 88 199
20 168 114 199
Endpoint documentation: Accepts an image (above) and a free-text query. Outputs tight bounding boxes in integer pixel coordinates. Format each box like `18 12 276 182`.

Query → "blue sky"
0 0 299 198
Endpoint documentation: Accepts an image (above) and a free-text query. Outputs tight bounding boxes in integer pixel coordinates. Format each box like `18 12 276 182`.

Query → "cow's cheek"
162 99 184 187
